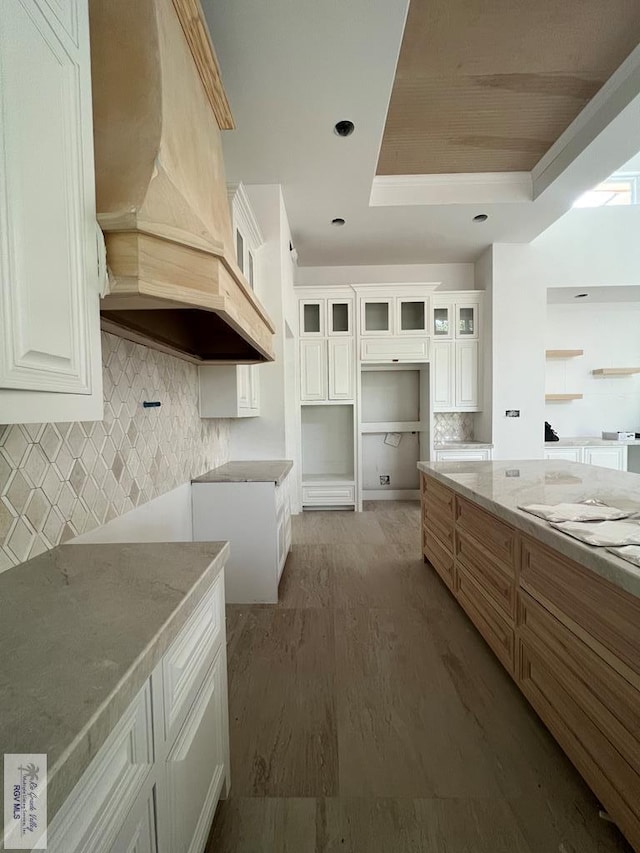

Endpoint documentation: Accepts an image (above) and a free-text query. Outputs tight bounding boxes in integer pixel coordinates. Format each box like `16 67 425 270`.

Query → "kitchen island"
418 459 640 852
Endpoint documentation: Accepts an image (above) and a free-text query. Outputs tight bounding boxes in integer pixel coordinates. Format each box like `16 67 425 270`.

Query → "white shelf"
360 421 422 433
302 473 354 483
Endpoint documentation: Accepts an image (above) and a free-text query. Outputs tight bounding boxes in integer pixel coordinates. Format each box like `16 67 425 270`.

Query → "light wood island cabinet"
420 464 640 851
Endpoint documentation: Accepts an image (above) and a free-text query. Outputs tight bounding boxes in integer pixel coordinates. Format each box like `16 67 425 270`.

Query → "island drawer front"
424 528 455 592
457 563 515 674
424 476 455 511
47 683 153 853
520 537 640 681
162 576 225 744
455 529 515 618
519 641 640 851
520 592 640 771
424 503 454 550
455 498 516 574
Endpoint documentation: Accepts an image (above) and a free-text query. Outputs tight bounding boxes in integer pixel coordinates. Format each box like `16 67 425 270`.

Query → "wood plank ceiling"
377 0 640 175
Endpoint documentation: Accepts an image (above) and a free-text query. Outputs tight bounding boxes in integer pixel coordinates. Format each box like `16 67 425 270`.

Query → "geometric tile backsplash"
0 332 230 571
432 412 475 444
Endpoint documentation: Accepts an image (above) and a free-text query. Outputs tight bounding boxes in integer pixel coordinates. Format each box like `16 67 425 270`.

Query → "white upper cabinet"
360 298 393 336
0 0 103 424
431 303 453 340
327 299 352 336
359 295 430 337
455 302 479 339
299 300 325 336
396 297 428 335
228 183 264 293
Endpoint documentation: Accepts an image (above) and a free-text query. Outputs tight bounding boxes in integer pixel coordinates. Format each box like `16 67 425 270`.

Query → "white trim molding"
369 172 532 207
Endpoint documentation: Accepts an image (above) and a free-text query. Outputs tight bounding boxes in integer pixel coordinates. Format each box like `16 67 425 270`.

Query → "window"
573 174 640 208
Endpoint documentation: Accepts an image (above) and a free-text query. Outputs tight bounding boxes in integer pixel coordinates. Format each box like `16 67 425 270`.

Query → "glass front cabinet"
300 298 353 337
360 295 429 336
431 298 479 340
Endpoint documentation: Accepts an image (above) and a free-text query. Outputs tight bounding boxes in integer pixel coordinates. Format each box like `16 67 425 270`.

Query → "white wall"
296 262 474 290
490 244 547 459
484 205 640 459
545 301 640 436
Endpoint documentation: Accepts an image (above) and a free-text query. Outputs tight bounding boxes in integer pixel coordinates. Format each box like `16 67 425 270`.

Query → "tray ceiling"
378 0 640 175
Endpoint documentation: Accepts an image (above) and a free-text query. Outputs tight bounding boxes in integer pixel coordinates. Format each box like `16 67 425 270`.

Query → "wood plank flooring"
206 501 631 852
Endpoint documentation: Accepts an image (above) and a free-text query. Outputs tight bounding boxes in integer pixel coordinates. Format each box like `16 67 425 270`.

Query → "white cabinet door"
327 299 352 336
455 302 479 339
299 299 325 336
455 340 479 409
583 446 627 471
328 339 354 400
431 302 453 340
238 365 259 414
396 297 428 335
360 298 393 336
109 781 157 853
544 448 582 462
300 339 327 401
0 0 102 423
164 651 227 853
432 341 455 411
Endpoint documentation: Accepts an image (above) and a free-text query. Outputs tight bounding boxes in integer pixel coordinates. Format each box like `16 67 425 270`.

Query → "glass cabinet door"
432 304 452 338
361 299 392 335
397 298 427 334
299 300 325 336
328 299 352 335
456 304 479 339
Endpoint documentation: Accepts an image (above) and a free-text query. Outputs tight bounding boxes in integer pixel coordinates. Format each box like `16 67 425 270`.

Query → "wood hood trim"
171 0 234 130
90 0 275 364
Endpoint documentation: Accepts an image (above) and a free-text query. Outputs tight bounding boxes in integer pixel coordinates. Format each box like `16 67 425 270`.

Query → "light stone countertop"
0 541 228 822
192 459 293 486
547 436 640 447
417 459 640 599
434 441 494 449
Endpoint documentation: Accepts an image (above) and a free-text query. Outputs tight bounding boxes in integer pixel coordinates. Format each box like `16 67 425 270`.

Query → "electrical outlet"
379 475 390 485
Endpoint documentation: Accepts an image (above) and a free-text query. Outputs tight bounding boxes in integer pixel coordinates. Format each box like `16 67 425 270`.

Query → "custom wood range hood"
89 0 275 363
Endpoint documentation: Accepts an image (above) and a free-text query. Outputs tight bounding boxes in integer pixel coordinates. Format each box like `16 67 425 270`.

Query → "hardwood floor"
206 502 631 852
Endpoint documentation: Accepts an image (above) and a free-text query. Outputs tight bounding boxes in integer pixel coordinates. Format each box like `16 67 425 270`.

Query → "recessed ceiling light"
334 120 355 137
575 293 589 298
473 213 488 222
331 218 345 226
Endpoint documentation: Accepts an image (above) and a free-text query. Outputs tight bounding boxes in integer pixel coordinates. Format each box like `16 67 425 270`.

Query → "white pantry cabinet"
47 578 229 853
300 339 354 401
0 0 103 424
431 294 482 412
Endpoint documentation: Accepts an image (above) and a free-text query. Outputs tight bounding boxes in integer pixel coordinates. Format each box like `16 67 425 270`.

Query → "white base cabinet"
47 577 229 853
544 445 628 470
192 473 292 603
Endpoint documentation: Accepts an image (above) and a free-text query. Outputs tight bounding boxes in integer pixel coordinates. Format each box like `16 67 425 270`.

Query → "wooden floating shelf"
545 349 584 358
592 368 640 376
545 394 583 401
